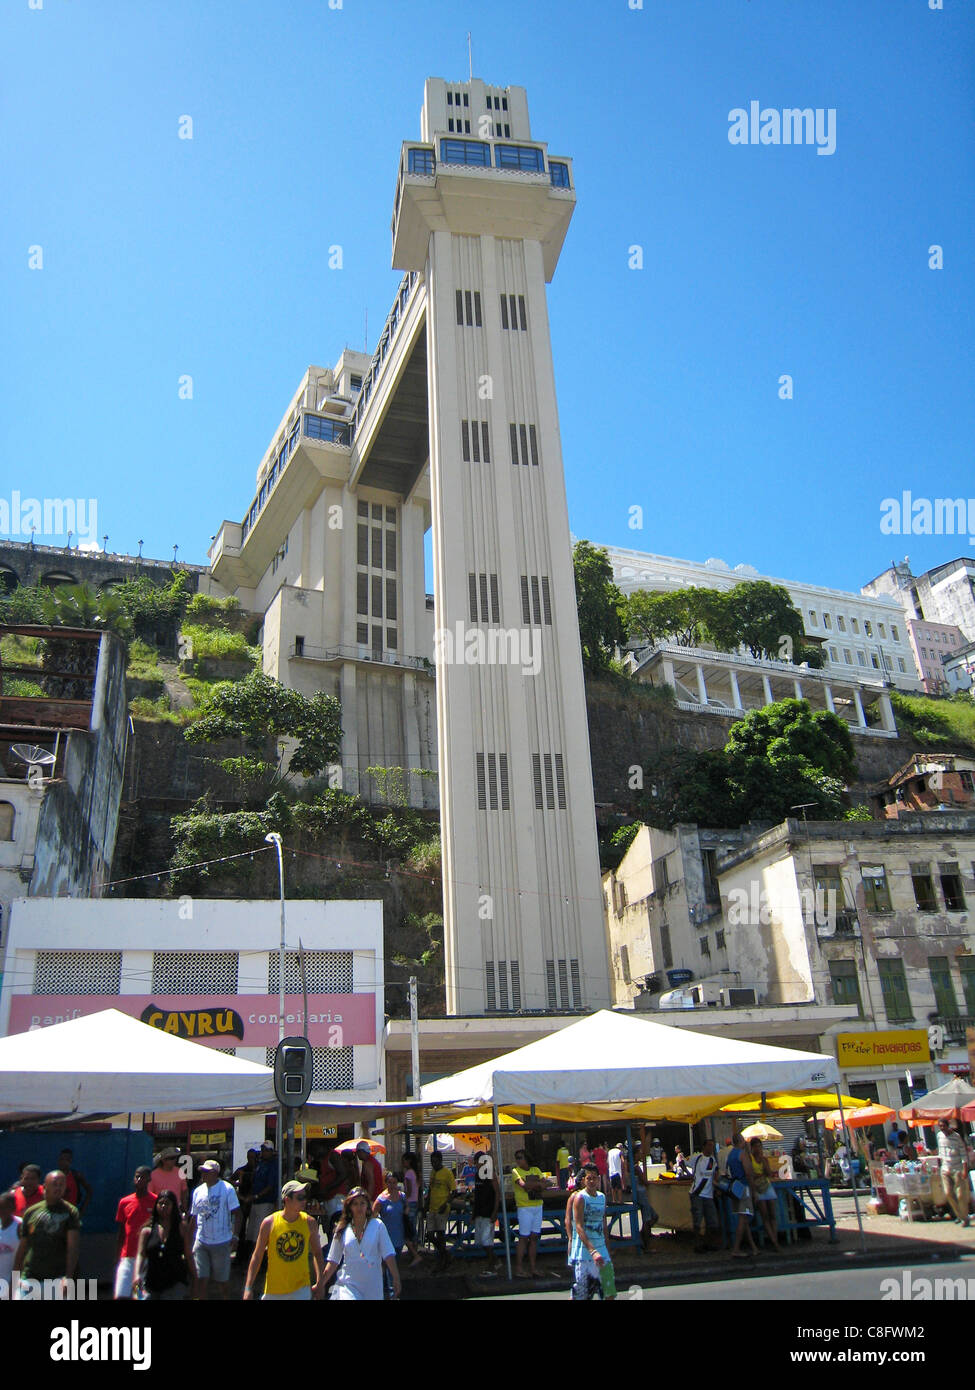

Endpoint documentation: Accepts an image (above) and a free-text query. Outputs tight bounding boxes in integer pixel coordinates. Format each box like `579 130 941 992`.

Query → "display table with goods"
882 1159 950 1220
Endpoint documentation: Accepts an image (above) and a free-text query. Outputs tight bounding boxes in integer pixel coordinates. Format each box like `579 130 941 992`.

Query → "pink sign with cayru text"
8 994 375 1048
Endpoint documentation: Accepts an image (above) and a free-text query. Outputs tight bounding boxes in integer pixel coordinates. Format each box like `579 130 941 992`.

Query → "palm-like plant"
37 582 131 699
39 583 133 640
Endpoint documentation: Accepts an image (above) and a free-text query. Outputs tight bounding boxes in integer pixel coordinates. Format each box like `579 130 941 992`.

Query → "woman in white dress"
323 1187 401 1301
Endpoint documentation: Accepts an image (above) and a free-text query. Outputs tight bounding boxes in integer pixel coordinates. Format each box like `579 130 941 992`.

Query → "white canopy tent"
420 1009 841 1114
420 1009 850 1277
0 1008 277 1117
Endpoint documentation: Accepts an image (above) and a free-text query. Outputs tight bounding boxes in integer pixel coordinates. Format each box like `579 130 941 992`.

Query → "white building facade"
601 544 922 692
0 898 386 1106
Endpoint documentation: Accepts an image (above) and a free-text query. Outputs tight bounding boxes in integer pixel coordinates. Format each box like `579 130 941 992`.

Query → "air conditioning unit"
720 987 756 1008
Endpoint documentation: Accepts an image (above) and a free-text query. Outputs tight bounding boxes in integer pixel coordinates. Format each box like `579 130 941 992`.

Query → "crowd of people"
5 1119 971 1300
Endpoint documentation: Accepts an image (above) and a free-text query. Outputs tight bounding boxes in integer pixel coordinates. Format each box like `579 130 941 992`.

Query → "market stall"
420 1009 846 1276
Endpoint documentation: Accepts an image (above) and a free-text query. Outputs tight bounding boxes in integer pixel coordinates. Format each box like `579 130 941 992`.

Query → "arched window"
0 802 14 842
0 566 17 595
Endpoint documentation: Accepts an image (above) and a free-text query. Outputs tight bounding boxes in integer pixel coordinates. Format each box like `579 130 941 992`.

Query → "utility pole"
265 831 292 1178
408 977 420 1104
409 975 421 1200
297 937 309 1168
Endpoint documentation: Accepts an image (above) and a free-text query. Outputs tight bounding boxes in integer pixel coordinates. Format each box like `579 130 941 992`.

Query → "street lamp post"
265 831 288 1173
265 832 286 1044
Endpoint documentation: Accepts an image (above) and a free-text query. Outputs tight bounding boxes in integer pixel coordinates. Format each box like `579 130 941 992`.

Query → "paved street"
477 1255 975 1301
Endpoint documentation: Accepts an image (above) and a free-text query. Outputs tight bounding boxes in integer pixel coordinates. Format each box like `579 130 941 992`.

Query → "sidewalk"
400 1192 975 1301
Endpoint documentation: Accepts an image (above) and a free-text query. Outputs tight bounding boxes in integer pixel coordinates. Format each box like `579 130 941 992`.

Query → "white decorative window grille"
152 951 238 995
33 950 122 995
267 951 353 994
265 1045 353 1091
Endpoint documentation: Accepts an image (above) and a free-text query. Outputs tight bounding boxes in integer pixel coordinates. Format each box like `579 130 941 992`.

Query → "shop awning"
420 1010 840 1119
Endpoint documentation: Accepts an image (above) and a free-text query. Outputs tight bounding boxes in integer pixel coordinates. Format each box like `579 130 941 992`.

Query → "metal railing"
289 642 431 673
348 271 421 443
937 1015 975 1045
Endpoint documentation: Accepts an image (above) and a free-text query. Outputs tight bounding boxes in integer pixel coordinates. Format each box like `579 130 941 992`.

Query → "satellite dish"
10 744 57 779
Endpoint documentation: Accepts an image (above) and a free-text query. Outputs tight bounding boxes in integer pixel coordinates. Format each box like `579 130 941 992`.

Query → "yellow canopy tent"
724 1092 863 1114
496 1090 864 1127
446 1110 526 1130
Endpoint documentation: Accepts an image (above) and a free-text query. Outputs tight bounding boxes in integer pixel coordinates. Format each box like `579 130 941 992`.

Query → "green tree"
573 541 626 674
724 697 856 784
643 749 744 829
114 571 192 646
0 585 47 624
722 580 805 662
184 670 342 779
626 590 705 647
645 698 855 829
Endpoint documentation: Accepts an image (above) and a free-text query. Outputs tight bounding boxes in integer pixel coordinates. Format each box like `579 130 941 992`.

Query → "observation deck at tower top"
211 76 576 581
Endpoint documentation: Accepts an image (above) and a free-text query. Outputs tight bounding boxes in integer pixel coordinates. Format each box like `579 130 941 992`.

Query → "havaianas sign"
141 1003 245 1041
836 1030 930 1070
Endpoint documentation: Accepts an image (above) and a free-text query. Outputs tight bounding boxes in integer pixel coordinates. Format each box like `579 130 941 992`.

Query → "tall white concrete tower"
392 78 610 1015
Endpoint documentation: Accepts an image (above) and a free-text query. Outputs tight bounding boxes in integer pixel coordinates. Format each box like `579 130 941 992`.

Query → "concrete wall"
28 633 128 901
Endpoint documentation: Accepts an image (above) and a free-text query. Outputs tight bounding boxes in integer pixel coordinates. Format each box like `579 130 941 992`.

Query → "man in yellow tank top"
243 1180 325 1301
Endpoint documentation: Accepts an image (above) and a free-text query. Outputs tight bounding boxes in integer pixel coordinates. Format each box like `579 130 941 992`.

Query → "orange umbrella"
334 1138 386 1155
818 1103 894 1131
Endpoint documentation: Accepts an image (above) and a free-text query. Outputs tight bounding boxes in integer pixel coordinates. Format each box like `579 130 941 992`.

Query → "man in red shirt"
355 1142 384 1202
114 1166 155 1299
12 1165 42 1216
57 1149 92 1216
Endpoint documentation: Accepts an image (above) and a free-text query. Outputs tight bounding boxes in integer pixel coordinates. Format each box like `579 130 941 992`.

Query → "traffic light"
274 1036 313 1108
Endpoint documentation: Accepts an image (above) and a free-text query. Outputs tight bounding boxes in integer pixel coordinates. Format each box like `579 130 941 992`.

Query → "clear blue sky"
3 0 972 593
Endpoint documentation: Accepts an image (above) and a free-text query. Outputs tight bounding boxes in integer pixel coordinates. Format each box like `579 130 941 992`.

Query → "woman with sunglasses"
135 1191 193 1300
322 1187 401 1301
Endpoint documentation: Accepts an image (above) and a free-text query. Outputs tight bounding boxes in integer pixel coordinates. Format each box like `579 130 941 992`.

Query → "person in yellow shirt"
512 1148 551 1279
243 1180 324 1301
425 1151 456 1274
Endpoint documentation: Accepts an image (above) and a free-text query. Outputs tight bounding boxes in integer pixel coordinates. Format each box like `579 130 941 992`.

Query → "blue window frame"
259 483 267 507
303 414 351 446
267 461 277 488
495 144 544 172
407 147 435 175
440 139 491 167
550 161 570 188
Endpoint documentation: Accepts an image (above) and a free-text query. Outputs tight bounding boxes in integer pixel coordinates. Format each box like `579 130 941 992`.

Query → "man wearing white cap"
188 1161 240 1300
243 1180 325 1301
